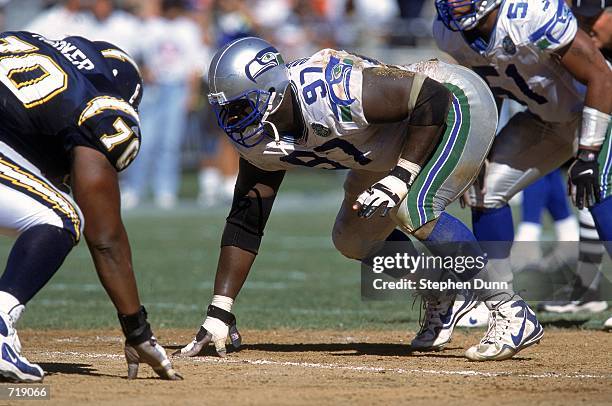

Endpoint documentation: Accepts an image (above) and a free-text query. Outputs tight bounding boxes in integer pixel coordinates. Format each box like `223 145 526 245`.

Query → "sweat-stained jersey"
0 31 141 180
234 49 412 173
434 0 586 122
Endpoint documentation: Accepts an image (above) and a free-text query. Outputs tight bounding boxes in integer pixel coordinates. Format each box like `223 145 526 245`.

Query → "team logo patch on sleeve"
78 96 139 125
325 56 356 123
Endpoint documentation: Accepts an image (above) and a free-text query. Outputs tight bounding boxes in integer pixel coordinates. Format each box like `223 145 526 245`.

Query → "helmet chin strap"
260 90 285 145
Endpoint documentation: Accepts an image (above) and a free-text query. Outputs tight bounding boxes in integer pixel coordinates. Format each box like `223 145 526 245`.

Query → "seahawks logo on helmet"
245 46 284 83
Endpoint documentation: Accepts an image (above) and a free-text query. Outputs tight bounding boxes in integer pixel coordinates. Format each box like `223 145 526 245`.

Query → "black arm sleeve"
220 158 286 254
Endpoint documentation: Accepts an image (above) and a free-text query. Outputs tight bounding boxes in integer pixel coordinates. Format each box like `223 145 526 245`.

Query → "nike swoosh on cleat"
511 310 528 347
2 344 42 378
469 317 478 325
3 344 18 364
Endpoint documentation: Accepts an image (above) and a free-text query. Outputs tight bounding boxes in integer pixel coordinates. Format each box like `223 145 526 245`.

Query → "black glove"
568 149 601 210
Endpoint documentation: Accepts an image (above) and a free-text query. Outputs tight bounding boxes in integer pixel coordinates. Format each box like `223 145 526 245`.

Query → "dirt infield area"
13 328 612 405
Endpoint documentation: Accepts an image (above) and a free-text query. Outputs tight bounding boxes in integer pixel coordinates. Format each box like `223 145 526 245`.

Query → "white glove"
355 174 409 218
174 305 241 357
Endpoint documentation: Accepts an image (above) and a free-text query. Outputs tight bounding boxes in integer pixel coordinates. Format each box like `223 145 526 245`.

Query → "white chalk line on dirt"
38 351 611 380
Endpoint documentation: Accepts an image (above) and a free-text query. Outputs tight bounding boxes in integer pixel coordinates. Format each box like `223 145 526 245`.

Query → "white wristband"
397 159 422 186
579 106 610 149
211 295 233 313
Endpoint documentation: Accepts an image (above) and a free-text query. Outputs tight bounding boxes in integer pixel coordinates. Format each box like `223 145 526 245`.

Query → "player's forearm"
564 37 612 115
560 29 612 149
395 78 451 183
398 125 445 167
71 146 142 315
583 75 612 118
579 77 611 151
213 246 256 298
86 230 141 315
355 76 452 218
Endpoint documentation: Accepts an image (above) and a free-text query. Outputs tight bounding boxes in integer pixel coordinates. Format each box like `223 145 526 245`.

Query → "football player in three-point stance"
433 0 611 349
176 36 544 362
0 31 181 381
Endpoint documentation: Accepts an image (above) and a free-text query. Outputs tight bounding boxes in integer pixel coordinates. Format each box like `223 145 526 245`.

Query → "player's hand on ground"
174 306 241 357
354 175 409 218
568 150 600 209
124 337 183 380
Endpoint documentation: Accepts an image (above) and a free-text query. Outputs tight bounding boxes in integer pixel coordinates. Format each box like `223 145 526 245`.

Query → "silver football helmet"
208 37 290 147
435 0 502 31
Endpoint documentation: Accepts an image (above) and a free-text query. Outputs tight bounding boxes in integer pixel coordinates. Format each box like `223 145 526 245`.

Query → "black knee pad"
221 188 275 254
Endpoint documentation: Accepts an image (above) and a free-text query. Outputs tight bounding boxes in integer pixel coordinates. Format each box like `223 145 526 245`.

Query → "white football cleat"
0 312 43 382
604 317 612 332
457 302 489 328
465 298 543 361
538 300 608 314
410 291 478 351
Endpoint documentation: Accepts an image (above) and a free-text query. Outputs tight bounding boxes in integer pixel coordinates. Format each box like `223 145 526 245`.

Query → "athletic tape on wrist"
394 159 422 186
207 305 236 326
579 106 610 149
211 295 233 312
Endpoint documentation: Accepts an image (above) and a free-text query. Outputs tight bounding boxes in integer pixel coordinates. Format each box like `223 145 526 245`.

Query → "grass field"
1 170 610 332
1 171 611 405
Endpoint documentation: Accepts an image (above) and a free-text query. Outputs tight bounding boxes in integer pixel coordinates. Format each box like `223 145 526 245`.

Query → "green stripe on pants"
405 83 471 229
597 121 612 199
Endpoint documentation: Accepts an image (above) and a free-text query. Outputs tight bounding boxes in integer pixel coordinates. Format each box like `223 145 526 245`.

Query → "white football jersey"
434 0 585 123
235 49 410 172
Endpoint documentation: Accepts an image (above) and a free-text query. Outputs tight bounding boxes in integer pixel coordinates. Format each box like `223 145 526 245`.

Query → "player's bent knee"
331 228 360 260
412 218 439 240
21 218 80 246
331 226 372 260
21 204 83 245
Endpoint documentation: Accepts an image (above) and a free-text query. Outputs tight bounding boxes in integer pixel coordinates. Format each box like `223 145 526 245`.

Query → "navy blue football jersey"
0 31 141 179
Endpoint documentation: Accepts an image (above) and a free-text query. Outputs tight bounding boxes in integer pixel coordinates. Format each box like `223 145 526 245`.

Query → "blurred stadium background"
0 0 610 332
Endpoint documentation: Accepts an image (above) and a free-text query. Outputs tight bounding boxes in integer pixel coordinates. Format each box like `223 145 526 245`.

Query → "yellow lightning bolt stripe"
100 48 140 74
0 157 81 241
78 95 139 126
